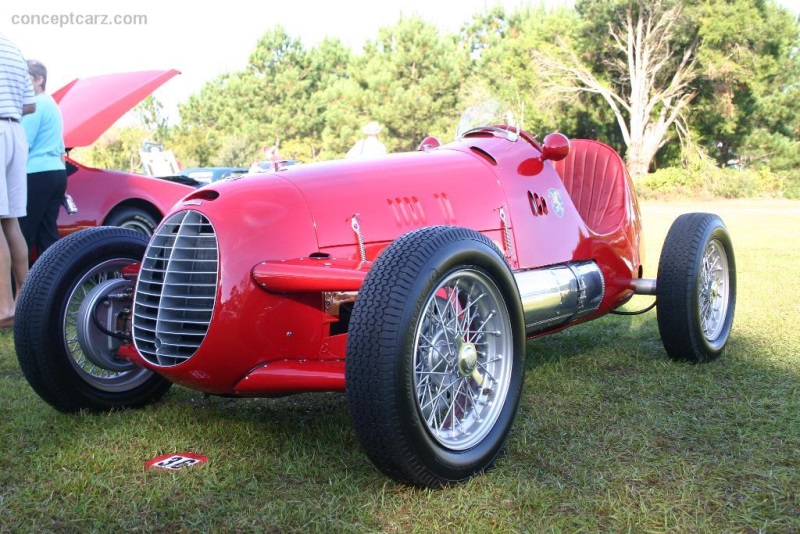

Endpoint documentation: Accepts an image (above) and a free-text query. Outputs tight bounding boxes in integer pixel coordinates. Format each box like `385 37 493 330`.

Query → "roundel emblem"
548 188 565 217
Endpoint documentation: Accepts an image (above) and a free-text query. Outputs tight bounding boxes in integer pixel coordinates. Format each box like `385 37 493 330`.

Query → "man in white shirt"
0 33 36 328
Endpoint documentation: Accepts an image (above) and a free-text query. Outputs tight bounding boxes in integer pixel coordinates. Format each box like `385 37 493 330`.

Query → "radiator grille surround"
133 210 218 366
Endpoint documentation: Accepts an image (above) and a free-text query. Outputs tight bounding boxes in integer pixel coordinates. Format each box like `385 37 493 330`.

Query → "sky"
4 0 800 123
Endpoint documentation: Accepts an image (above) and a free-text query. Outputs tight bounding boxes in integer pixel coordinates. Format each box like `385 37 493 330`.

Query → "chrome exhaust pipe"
513 261 605 336
631 278 657 295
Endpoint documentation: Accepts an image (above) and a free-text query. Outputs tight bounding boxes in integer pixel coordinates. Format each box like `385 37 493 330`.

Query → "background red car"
53 70 196 237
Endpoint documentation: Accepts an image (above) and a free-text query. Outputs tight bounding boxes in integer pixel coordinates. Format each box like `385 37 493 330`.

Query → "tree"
74 125 151 173
179 27 353 163
467 4 608 140
532 0 699 177
134 95 169 143
350 16 469 151
293 37 354 160
686 0 800 170
459 5 511 62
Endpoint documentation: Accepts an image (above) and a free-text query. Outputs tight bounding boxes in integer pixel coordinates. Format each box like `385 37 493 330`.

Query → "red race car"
54 70 196 237
15 105 736 487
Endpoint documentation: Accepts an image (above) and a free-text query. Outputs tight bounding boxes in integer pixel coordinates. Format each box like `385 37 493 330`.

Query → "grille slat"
137 267 218 275
142 281 216 287
133 210 218 367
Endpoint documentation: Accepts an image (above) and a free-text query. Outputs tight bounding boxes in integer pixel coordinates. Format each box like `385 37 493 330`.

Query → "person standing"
0 34 35 328
20 59 67 260
346 121 387 159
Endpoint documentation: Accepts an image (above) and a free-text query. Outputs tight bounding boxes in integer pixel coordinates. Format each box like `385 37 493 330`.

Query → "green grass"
1 199 798 532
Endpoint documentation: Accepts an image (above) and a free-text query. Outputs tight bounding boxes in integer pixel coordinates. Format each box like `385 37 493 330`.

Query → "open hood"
52 69 180 148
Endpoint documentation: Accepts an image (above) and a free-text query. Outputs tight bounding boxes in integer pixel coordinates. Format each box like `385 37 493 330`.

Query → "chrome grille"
132 210 218 366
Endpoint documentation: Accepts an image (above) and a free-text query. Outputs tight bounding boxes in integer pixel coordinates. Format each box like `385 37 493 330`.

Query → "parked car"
248 159 300 173
180 167 249 184
54 70 197 238
15 104 736 488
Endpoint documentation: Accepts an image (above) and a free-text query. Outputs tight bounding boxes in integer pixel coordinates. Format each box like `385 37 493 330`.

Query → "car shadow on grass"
509 311 800 529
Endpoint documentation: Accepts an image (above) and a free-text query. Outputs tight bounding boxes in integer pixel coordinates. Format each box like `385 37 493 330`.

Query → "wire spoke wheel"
698 239 730 342
15 227 171 412
346 226 525 487
657 213 736 362
414 270 513 450
63 259 152 392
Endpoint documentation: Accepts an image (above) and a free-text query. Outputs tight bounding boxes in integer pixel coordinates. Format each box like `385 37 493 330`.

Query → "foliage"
71 125 150 173
134 95 170 143
491 0 800 180
79 1 800 197
468 5 594 138
168 124 219 168
179 28 354 163
340 16 469 152
215 134 259 168
639 159 790 200
532 0 703 176
688 0 800 171
783 173 800 199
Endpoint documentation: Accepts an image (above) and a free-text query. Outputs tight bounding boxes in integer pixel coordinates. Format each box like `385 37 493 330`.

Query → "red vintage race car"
14 106 736 488
55 70 196 238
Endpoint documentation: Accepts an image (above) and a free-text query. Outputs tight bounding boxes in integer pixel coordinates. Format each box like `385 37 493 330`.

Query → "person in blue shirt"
20 59 66 261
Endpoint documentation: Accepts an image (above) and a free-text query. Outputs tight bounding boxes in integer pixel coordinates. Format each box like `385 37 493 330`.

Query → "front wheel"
656 213 736 362
15 227 172 412
105 207 158 237
346 226 526 487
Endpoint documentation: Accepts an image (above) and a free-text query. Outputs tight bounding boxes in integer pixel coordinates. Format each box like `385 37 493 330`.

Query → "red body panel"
290 149 506 250
233 360 346 396
127 134 643 396
54 69 180 148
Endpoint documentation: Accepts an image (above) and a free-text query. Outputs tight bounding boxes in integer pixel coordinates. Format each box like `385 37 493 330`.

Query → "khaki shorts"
0 120 28 218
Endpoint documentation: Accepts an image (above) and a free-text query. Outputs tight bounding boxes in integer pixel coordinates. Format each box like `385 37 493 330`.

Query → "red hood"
52 69 180 148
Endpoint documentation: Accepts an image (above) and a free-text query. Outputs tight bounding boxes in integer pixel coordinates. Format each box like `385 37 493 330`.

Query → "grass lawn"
1 199 798 532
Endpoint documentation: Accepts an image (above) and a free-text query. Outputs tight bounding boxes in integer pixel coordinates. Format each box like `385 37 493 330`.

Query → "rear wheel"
346 226 525 487
15 227 172 412
656 213 736 362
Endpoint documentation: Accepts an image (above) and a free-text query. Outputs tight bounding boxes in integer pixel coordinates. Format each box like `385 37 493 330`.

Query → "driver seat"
552 139 628 235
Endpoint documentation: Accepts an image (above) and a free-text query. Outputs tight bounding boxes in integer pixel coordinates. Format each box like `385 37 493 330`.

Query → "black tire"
105 206 158 237
657 213 736 362
15 227 172 412
346 226 526 487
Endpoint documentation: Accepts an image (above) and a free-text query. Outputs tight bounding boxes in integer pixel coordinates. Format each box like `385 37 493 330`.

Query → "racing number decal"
156 456 199 470
145 452 208 471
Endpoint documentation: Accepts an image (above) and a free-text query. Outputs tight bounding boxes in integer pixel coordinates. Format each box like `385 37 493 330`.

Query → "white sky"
4 0 799 123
